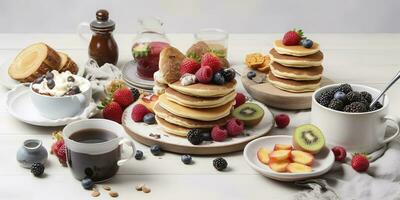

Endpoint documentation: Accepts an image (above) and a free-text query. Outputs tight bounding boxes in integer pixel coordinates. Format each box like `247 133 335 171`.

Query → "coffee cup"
311 84 399 153
63 119 135 182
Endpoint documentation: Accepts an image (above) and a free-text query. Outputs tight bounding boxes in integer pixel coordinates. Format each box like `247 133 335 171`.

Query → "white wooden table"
0 34 399 200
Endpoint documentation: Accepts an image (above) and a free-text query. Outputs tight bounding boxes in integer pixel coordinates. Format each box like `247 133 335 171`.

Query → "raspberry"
211 126 228 142
131 104 151 122
332 146 347 162
195 66 213 83
180 58 200 75
201 53 221 73
282 29 303 46
226 118 244 137
113 87 134 108
234 93 246 108
274 114 290 128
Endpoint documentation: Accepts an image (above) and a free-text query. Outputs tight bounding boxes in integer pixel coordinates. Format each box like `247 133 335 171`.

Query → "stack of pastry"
152 46 236 137
267 40 324 93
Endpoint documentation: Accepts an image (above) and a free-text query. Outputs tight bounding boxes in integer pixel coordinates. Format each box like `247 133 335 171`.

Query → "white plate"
244 135 335 182
121 60 154 90
122 100 274 155
0 56 85 90
5 84 98 127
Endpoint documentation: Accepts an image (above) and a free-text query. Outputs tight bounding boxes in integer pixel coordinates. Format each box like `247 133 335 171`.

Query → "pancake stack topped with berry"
267 29 324 93
152 45 237 137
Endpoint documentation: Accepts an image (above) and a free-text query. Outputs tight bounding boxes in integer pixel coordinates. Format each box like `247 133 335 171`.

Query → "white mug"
311 84 399 153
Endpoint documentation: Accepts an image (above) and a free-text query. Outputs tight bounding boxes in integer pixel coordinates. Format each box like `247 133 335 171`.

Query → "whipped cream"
180 73 197 86
32 70 90 97
154 70 167 85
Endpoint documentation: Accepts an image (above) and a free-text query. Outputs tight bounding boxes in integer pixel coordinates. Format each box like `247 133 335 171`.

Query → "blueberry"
45 71 54 80
212 71 225 85
81 178 94 190
150 145 162 156
181 155 192 164
247 71 256 80
334 91 346 102
301 39 313 48
201 132 212 141
47 79 55 89
135 150 144 160
33 75 45 84
67 76 75 82
72 86 81 93
143 113 155 124
222 68 235 82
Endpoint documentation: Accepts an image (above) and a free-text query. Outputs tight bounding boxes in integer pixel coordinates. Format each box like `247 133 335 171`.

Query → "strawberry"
282 29 303 46
195 66 213 83
351 153 369 172
201 53 221 73
103 101 123 124
234 93 246 108
180 58 200 75
131 104 151 122
113 87 134 108
51 131 67 167
56 144 67 167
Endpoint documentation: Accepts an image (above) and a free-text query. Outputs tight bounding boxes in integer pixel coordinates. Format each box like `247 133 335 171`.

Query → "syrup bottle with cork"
88 9 118 66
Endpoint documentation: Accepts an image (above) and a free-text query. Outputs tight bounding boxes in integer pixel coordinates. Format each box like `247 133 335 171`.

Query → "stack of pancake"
267 40 324 93
153 80 237 137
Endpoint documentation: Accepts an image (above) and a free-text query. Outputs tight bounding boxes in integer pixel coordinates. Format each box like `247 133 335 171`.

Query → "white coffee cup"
311 84 399 153
30 78 92 119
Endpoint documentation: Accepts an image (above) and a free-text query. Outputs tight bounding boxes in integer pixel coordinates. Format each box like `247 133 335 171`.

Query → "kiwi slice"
232 103 264 127
293 124 325 154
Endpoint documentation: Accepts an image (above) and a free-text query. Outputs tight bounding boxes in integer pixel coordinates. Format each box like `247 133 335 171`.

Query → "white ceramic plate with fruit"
244 125 335 182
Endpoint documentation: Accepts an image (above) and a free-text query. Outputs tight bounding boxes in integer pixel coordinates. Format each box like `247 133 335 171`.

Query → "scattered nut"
135 184 144 191
142 185 151 193
109 191 119 197
103 185 111 191
91 190 100 197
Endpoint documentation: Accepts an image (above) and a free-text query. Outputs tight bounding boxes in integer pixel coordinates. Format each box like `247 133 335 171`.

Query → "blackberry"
30 162 44 177
369 102 383 111
187 129 204 145
343 102 367 113
213 157 228 171
335 84 352 94
135 150 144 160
221 68 235 82
130 88 140 101
346 91 361 103
328 99 344 111
317 89 335 107
360 91 372 104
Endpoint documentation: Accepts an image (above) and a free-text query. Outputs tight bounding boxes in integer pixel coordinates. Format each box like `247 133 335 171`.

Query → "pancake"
165 87 236 108
156 115 190 137
273 40 320 57
267 71 320 93
154 103 230 128
269 48 323 67
158 94 233 121
168 79 236 97
270 62 323 81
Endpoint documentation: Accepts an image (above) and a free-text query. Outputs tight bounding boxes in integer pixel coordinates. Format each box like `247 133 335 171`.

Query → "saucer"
6 84 98 127
121 60 154 90
243 135 335 182
0 56 85 90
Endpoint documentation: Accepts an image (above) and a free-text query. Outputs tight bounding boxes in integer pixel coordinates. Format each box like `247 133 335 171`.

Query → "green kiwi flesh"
232 103 264 127
293 124 325 154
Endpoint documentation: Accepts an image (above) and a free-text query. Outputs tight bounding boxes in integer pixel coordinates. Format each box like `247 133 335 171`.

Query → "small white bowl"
243 135 335 182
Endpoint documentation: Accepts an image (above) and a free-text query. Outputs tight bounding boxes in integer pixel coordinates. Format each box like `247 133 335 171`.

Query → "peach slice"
273 144 293 151
269 160 290 172
286 163 312 173
257 147 271 165
269 150 291 161
290 150 314 166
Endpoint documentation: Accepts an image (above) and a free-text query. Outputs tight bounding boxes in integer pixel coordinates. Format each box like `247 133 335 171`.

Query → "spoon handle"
370 70 400 107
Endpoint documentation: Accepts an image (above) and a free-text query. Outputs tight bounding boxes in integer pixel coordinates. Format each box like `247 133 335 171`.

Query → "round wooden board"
241 69 334 110
122 101 274 155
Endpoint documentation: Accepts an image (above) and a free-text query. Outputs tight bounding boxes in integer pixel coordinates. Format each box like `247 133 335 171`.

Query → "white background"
0 0 399 33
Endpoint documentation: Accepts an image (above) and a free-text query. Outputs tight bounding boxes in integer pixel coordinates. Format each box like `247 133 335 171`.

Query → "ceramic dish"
122 60 154 90
0 56 85 90
243 135 335 182
6 84 97 126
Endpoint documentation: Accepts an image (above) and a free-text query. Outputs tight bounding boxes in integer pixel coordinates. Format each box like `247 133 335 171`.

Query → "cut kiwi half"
293 124 325 154
232 103 264 127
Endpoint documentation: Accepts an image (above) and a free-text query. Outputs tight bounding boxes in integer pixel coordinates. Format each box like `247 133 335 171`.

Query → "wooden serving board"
122 101 274 155
241 69 333 110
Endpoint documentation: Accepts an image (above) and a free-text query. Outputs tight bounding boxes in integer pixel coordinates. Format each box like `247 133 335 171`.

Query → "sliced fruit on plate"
257 147 271 165
269 150 291 161
274 144 293 151
269 160 290 172
290 150 314 166
286 163 312 173
232 103 264 127
8 43 61 82
293 124 325 154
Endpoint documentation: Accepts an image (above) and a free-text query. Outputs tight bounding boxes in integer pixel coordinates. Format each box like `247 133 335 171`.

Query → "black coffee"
67 129 121 182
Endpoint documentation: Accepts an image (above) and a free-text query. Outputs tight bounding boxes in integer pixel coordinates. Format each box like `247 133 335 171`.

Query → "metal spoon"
370 70 400 108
